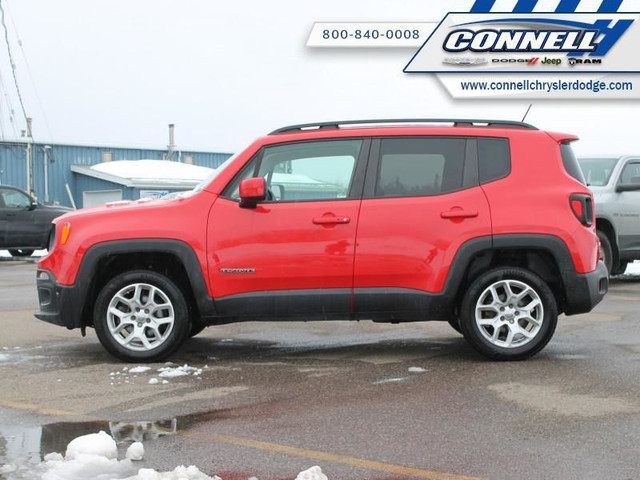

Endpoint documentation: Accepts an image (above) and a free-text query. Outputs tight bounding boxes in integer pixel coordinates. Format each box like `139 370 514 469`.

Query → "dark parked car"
0 185 72 257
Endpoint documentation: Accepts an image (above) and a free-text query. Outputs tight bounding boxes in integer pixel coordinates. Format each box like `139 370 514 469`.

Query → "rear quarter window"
478 138 510 184
560 143 586 185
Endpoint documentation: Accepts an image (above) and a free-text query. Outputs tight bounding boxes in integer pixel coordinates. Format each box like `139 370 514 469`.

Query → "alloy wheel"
474 279 544 349
106 283 175 351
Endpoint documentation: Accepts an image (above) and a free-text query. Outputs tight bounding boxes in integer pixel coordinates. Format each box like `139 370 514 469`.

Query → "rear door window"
374 138 467 197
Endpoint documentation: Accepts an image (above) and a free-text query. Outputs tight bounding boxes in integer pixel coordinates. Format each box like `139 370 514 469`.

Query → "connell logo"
404 0 640 73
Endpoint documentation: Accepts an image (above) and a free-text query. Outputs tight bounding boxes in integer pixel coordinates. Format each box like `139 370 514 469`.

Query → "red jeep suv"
35 119 608 362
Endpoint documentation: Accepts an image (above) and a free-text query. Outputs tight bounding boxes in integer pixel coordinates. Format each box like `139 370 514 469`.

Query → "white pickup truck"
579 156 640 275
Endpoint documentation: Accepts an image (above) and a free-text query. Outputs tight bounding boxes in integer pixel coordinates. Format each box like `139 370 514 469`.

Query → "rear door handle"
313 216 350 225
440 210 478 219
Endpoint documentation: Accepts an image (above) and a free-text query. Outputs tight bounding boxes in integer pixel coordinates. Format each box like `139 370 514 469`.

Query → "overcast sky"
1 0 639 155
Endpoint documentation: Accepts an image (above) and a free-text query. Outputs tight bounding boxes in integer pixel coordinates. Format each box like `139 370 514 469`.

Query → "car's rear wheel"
94 270 191 362
8 249 34 257
459 267 558 361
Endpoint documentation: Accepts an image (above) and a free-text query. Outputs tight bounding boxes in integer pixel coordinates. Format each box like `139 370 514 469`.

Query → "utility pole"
26 117 34 196
166 124 175 161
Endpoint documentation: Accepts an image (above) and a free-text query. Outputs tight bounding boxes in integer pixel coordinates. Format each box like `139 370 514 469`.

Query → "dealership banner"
307 0 640 99
404 12 640 73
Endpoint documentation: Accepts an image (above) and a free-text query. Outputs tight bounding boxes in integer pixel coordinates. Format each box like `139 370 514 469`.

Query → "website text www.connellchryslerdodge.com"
460 79 633 93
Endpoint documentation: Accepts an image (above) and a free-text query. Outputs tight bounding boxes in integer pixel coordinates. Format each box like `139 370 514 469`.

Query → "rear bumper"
34 270 83 329
563 260 609 315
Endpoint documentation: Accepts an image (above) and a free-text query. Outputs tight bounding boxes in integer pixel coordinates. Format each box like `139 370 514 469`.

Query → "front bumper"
563 260 609 315
35 270 84 329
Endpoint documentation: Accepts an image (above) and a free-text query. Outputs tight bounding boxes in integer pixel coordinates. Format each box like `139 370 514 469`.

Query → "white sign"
139 190 169 200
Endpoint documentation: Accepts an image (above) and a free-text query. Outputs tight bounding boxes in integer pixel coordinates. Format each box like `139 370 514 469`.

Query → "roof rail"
269 119 538 134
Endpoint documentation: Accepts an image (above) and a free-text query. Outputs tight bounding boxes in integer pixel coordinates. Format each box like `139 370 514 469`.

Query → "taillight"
569 193 593 226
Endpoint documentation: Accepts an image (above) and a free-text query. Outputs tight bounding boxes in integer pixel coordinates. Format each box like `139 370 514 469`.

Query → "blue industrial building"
0 139 231 208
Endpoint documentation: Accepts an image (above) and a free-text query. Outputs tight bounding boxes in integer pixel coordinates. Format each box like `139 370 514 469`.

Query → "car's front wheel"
459 267 558 361
94 270 191 362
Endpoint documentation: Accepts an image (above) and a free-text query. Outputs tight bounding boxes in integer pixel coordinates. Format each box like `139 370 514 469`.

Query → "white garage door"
82 189 123 208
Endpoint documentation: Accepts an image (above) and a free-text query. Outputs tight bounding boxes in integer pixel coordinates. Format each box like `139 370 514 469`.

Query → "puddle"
0 418 178 477
488 382 640 417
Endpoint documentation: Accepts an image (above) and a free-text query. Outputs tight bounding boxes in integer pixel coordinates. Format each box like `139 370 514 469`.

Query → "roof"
269 119 537 134
71 160 214 189
0 138 233 156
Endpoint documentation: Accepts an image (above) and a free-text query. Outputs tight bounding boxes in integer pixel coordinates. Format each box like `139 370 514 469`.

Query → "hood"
40 203 74 214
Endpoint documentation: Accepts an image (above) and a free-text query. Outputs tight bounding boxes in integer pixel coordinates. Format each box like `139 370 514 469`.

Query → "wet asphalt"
0 260 639 480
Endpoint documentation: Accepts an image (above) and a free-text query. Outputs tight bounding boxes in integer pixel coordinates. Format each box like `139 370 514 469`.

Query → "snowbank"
91 160 213 182
66 431 117 460
19 431 328 480
157 365 202 378
295 466 328 480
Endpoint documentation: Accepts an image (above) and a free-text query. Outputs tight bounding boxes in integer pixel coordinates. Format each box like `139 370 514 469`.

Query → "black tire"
94 270 191 362
8 249 34 257
447 317 462 334
597 230 613 275
459 267 558 361
611 260 629 276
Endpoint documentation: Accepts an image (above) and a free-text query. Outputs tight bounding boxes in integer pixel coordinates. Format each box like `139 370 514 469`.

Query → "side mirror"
615 183 640 193
239 177 266 208
29 198 38 210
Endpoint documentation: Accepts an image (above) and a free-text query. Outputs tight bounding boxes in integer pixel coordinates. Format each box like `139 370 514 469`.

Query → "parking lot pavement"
1 261 640 480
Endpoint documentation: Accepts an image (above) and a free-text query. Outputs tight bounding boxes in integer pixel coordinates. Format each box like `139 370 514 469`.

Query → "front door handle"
312 216 350 225
440 209 478 219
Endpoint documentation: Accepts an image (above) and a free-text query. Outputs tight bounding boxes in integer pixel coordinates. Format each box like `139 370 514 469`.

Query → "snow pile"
38 432 218 480
408 367 427 373
0 464 17 474
295 466 328 480
129 366 152 374
126 442 145 461
42 450 136 480
66 431 118 460
0 249 47 258
91 160 213 182
626 261 640 275
157 364 203 378
25 431 328 480
111 364 207 385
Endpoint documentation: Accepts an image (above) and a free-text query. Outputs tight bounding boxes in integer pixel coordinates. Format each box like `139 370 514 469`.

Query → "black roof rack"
269 118 537 135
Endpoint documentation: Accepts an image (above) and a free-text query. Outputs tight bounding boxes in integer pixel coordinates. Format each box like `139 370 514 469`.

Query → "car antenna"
521 103 533 123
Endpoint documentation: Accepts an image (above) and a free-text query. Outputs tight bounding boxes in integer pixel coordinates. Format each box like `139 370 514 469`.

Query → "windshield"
577 157 620 186
163 153 238 200
193 152 238 192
